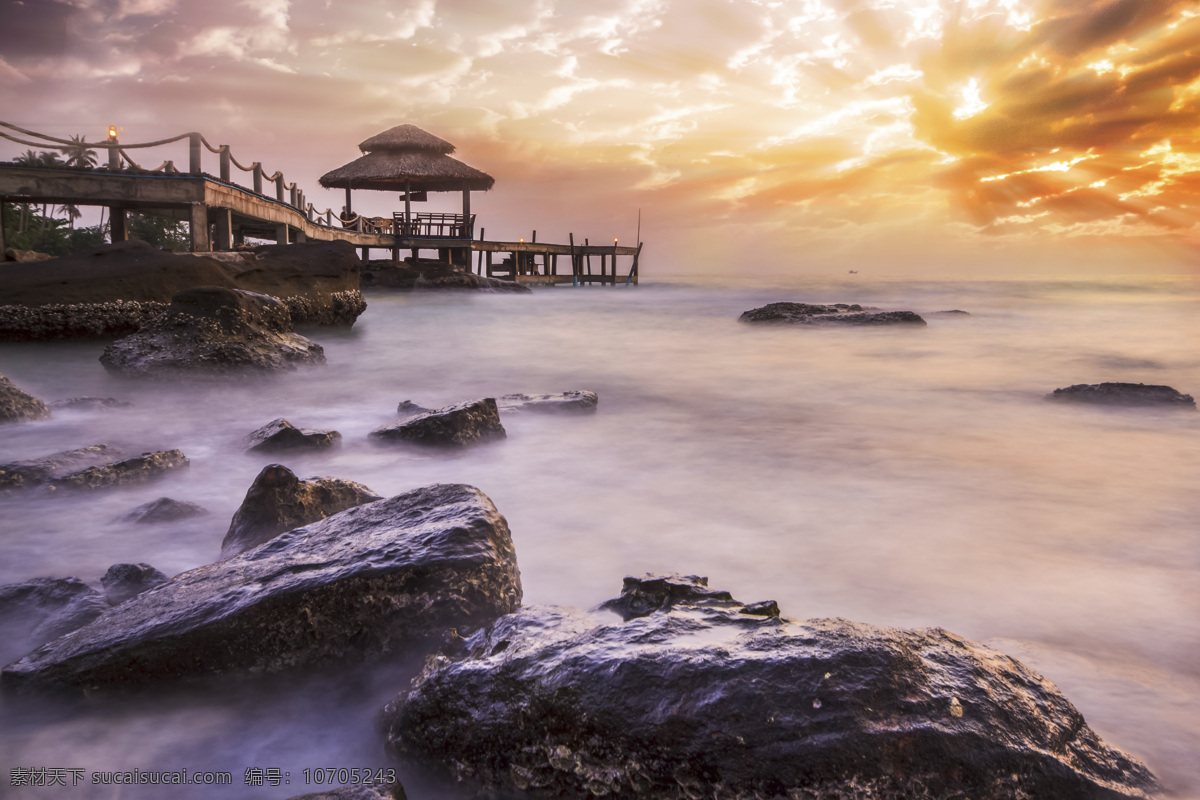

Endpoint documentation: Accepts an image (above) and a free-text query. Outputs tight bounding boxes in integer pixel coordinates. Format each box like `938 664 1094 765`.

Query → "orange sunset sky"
3 0 1200 275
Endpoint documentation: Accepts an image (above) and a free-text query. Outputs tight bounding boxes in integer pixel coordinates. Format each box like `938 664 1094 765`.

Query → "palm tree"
62 134 97 169
57 203 82 230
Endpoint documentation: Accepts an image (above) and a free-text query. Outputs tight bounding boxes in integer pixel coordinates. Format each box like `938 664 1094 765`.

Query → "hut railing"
392 212 475 239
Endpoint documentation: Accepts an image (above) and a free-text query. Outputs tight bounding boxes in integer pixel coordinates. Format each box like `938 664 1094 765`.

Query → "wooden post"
214 208 232 250
462 189 471 238
569 233 577 285
107 140 120 171
477 227 485 274
253 163 263 194
189 134 202 175
0 198 6 255
275 176 285 203
486 249 492 276
404 179 411 235
585 238 591 284
628 241 642 285
345 186 352 217
532 230 537 243
219 146 230 183
189 203 210 252
295 228 307 243
109 206 127 242
274 223 289 245
612 240 619 286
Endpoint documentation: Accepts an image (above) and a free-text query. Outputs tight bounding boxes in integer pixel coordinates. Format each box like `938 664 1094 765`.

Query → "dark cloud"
0 0 75 59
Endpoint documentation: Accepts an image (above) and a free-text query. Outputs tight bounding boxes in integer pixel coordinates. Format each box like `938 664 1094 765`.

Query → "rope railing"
0 121 356 234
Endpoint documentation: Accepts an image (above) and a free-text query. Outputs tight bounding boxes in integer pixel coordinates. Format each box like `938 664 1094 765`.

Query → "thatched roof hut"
318 124 494 194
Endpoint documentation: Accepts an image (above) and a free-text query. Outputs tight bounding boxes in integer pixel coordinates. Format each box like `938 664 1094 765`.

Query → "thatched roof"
318 149 495 193
359 124 454 154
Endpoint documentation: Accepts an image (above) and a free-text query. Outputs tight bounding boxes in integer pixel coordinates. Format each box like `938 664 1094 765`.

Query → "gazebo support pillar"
345 186 352 216
462 189 471 239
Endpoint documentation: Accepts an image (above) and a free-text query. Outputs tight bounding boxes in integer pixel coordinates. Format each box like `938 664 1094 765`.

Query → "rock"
116 497 208 524
0 578 108 664
3 484 523 692
221 464 381 559
371 399 506 449
245 418 341 453
99 287 326 377
497 390 598 414
3 247 54 263
395 400 431 418
49 450 189 491
739 302 927 326
49 396 134 410
101 563 170 606
284 784 405 800
360 261 532 293
239 241 367 326
0 373 50 423
1047 382 1196 409
0 444 122 491
383 574 1157 800
0 240 365 340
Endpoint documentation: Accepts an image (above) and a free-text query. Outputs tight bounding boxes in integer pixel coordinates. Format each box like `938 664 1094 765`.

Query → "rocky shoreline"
0 283 1187 799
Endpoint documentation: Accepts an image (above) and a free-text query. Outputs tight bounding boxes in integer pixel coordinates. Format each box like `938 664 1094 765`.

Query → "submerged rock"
49 396 134 410
0 578 108 664
497 390 599 414
49 450 189 491
1047 382 1196 409
740 302 927 326
371 399 506 449
245 418 341 453
0 373 50 423
221 464 381 559
383 574 1157 800
116 496 209 524
361 262 532 293
395 400 432 419
0 445 122 491
101 563 170 606
3 484 522 692
99 287 326 377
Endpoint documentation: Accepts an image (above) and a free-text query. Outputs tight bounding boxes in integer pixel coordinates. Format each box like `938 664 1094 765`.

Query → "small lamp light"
107 126 118 140
519 237 524 243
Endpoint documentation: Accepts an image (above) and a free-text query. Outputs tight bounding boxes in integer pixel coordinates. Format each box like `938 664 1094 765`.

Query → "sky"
3 0 1200 275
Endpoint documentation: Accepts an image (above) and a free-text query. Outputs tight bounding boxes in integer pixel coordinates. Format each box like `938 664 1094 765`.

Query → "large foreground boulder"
3 484 522 692
221 464 381 558
0 239 365 340
383 574 1157 800
1047 382 1195 409
100 287 325 377
740 302 926 326
371 399 506 448
0 373 50 423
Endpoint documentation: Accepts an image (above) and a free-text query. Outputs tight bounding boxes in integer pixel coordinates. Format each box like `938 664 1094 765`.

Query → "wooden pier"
0 122 643 286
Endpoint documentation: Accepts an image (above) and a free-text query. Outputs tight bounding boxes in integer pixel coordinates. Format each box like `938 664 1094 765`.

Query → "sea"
0 273 1197 799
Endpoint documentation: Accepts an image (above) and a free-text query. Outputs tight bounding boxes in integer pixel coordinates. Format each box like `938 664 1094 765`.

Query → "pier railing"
0 121 359 232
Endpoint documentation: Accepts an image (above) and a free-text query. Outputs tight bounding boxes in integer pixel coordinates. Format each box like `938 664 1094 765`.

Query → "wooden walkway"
0 123 642 285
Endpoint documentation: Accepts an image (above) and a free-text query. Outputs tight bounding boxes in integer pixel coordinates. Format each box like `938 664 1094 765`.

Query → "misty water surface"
1 274 1197 798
